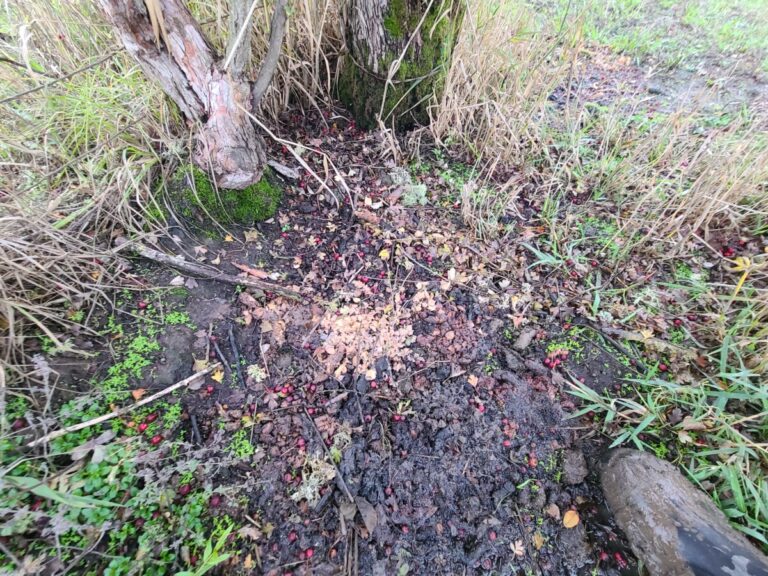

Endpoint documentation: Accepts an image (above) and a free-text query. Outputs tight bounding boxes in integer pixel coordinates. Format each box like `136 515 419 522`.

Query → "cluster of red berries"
543 349 569 369
132 412 162 446
721 246 736 258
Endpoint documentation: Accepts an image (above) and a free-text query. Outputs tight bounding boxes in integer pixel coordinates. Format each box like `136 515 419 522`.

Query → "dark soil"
40 111 654 575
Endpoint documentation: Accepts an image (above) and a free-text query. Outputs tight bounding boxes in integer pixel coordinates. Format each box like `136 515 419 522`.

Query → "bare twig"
251 0 288 108
114 237 301 300
228 326 246 388
303 407 354 502
0 50 120 106
190 414 203 445
27 363 221 447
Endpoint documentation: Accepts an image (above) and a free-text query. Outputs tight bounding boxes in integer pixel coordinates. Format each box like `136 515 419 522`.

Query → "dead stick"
228 326 245 388
27 363 221 448
115 238 301 300
303 407 355 503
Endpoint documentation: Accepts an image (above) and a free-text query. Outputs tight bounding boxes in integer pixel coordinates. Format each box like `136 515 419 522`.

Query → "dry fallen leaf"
510 539 525 557
467 374 479 387
533 531 545 550
244 229 260 242
544 503 560 520
211 368 224 383
224 234 234 242
563 509 580 529
131 388 146 401
193 358 208 372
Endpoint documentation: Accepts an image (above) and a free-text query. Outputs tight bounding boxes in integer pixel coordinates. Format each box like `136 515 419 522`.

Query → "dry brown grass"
429 1 768 246
0 0 343 385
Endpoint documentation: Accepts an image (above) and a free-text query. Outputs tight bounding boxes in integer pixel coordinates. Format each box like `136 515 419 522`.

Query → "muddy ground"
36 28 768 575
45 118 650 575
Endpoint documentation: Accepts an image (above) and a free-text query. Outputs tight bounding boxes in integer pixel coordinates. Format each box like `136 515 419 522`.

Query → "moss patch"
338 0 463 130
171 165 282 226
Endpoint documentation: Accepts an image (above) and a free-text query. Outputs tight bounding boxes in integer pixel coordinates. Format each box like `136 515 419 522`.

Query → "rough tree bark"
339 0 463 130
97 0 286 190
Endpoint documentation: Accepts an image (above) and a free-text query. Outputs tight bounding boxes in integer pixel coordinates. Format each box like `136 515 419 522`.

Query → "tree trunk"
339 0 463 130
98 0 267 189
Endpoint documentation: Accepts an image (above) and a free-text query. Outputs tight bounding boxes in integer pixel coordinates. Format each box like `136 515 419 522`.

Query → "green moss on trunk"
169 165 282 227
339 0 462 130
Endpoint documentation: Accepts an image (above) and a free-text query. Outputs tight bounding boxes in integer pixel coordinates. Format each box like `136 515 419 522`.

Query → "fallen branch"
115 238 301 300
27 363 221 448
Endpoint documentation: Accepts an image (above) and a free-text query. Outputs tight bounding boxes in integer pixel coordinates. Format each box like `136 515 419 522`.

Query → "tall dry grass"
0 0 342 388
429 1 768 245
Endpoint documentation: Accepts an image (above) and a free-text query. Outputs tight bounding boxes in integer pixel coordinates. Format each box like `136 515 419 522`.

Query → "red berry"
134 518 145 529
304 548 314 560
206 385 214 394
209 494 222 507
137 300 148 310
673 318 683 327
178 484 191 496
590 260 599 267
11 418 26 431
288 531 298 543
401 525 409 534
659 363 669 372
502 439 511 448
297 438 306 448
488 530 497 541
150 434 162 446
599 550 609 562
145 412 158 423
138 422 149 433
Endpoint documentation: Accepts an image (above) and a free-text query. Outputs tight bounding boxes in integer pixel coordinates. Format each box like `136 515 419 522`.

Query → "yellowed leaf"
193 358 208 372
224 234 234 242
379 248 390 260
533 531 545 550
243 554 253 569
211 368 224 383
131 388 147 401
467 374 479 387
563 510 580 529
